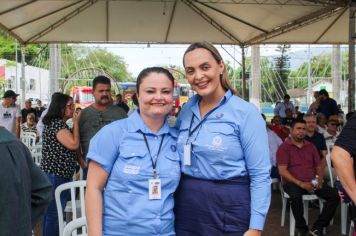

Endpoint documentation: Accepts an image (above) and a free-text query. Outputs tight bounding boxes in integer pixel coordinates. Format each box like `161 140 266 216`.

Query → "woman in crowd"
85 67 180 235
174 42 271 236
40 93 81 236
271 115 289 141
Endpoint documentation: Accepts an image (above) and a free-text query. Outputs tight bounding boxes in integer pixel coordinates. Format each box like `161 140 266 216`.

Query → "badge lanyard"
184 105 220 166
187 105 221 140
141 133 165 179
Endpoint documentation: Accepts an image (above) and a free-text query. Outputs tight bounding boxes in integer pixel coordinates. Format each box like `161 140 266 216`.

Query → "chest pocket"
119 149 151 178
206 123 235 135
178 120 190 145
159 152 180 178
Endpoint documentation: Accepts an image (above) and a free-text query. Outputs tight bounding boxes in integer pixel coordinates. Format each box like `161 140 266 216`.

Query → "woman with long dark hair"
41 92 81 236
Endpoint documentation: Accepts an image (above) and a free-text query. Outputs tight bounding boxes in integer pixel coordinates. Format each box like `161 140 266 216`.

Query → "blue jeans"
43 174 70 236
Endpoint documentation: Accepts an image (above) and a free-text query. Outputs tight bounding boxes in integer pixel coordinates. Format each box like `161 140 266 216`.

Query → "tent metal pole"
21 45 26 106
241 46 246 100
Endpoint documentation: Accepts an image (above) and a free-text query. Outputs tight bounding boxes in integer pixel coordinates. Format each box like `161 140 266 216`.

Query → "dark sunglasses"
329 122 339 126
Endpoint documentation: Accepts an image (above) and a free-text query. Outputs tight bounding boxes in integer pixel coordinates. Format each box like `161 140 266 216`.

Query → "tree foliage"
62 46 132 82
0 34 46 65
273 44 291 95
0 33 132 83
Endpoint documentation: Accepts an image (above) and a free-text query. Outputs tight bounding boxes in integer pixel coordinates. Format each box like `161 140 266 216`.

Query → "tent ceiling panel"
38 1 108 42
262 8 348 44
0 0 352 44
166 1 236 44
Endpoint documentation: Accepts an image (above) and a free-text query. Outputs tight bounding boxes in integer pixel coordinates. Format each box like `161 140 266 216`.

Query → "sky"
82 44 347 77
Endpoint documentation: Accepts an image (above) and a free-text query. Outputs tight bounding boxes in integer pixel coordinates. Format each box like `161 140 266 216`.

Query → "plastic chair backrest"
325 153 334 187
63 217 87 236
29 144 42 166
21 132 37 148
55 180 86 236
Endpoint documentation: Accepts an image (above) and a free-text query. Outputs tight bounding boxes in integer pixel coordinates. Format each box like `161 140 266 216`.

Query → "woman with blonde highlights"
174 42 271 236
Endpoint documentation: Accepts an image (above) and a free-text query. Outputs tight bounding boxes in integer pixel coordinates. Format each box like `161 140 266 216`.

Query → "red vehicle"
70 86 95 109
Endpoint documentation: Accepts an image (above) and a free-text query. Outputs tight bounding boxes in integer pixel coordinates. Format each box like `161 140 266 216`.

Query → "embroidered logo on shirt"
123 165 140 175
212 135 222 147
216 112 224 119
206 135 225 152
170 145 176 152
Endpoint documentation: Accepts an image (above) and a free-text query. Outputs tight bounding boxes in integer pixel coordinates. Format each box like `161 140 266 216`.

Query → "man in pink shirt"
277 119 339 236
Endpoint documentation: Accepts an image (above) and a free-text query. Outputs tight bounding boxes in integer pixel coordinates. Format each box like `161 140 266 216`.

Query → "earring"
219 73 223 80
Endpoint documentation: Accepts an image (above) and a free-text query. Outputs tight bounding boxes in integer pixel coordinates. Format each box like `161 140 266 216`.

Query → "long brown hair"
183 41 237 95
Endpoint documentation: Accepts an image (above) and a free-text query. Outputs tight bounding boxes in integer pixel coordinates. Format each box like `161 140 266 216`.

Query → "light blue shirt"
87 110 180 236
176 90 271 230
273 101 294 118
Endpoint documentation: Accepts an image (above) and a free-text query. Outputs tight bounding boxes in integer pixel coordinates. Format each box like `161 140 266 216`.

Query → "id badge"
183 143 191 166
148 178 161 200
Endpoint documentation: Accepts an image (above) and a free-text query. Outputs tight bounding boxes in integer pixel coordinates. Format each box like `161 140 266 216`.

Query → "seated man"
277 119 339 236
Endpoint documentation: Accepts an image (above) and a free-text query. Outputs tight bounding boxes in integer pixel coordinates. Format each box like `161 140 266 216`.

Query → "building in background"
0 59 50 106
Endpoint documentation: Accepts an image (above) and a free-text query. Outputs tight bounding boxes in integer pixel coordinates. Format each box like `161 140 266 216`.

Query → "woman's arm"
331 146 356 204
56 113 80 150
86 161 109 236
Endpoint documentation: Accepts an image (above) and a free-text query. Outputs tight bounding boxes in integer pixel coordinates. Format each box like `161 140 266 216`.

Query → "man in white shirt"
0 90 21 138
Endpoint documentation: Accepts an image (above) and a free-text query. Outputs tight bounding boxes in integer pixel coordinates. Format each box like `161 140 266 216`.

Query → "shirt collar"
127 109 176 137
285 137 311 148
190 89 233 118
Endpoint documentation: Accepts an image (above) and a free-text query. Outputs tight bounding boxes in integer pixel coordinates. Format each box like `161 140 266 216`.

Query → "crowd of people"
0 41 355 236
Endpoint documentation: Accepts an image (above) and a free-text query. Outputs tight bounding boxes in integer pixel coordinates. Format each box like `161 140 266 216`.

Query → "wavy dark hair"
43 93 72 125
136 67 175 94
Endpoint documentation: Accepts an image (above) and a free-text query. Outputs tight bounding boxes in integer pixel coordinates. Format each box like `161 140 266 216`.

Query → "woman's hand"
243 229 262 236
73 109 81 123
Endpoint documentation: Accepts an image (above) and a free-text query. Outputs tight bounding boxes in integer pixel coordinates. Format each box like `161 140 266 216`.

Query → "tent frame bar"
165 0 178 43
25 0 98 43
182 0 242 45
9 1 83 31
246 5 345 45
0 0 38 16
196 1 268 33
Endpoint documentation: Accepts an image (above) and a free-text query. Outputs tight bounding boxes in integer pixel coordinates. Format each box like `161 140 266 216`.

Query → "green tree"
0 33 46 65
62 46 132 82
273 44 290 94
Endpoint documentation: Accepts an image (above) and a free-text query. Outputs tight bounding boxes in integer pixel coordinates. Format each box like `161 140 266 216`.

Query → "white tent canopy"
0 0 351 45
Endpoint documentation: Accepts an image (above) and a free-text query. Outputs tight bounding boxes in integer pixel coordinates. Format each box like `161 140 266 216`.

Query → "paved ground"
33 188 349 236
263 189 349 236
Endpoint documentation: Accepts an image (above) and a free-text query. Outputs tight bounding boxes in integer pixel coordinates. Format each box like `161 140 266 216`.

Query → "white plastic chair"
326 153 348 235
63 217 87 236
20 132 37 148
29 144 42 166
55 180 86 236
271 178 280 190
349 220 354 236
280 183 324 236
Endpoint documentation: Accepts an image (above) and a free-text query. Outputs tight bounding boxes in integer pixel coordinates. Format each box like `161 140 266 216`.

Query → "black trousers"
284 182 340 230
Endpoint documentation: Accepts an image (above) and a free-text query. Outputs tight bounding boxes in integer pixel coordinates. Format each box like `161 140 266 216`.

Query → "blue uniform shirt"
87 110 180 236
176 90 271 230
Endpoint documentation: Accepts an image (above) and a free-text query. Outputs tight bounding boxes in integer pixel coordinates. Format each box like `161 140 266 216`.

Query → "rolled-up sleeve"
241 107 271 230
87 123 121 174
